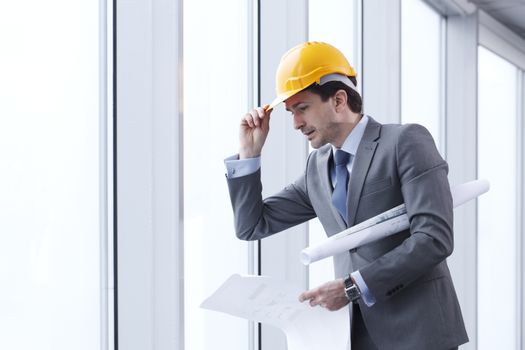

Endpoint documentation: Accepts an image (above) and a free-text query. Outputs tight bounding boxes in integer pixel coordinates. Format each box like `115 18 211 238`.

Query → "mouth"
303 129 315 139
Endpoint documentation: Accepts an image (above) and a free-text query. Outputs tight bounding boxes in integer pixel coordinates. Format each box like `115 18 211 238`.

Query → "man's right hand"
239 105 272 159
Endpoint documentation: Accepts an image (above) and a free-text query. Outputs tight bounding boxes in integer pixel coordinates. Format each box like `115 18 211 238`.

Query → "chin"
309 140 326 149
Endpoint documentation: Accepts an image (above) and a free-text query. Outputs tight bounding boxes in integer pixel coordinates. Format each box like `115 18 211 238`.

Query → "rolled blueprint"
300 179 490 265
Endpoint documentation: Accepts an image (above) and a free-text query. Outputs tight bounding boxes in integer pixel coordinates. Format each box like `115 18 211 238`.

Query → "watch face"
344 276 361 301
344 276 353 289
346 284 360 301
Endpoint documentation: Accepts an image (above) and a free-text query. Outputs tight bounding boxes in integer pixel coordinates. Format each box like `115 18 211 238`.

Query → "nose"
293 113 305 130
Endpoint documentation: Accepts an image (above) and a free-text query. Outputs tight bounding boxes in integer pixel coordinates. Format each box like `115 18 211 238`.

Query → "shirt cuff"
224 154 261 178
351 270 376 307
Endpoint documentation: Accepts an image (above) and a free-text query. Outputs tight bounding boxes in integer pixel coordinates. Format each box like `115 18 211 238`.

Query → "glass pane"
309 0 356 73
477 45 518 350
401 0 442 149
0 1 102 349
308 0 355 288
183 1 250 349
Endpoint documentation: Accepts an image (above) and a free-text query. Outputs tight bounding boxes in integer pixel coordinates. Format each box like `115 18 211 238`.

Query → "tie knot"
334 150 350 166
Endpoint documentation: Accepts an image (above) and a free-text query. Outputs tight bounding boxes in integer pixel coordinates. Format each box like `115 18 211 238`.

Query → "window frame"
478 9 525 350
114 1 525 349
115 0 184 348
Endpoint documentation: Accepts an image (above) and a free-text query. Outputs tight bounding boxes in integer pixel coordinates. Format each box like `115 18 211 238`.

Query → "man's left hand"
298 278 350 311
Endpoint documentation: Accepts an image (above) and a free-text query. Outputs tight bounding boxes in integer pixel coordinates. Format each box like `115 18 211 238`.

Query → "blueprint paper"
301 179 490 265
450 179 490 207
301 212 410 265
201 274 349 350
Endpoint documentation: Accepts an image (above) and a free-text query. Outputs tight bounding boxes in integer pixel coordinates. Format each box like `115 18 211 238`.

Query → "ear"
333 89 348 113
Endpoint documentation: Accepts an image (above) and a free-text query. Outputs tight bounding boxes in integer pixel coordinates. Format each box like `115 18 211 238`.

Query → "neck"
332 112 363 148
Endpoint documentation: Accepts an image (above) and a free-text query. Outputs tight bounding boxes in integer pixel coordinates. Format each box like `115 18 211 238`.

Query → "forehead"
284 90 320 110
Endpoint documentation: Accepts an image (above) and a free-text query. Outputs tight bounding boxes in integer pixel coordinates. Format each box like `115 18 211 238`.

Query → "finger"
243 113 255 128
263 104 272 113
263 105 273 121
260 108 271 130
299 289 316 302
298 292 309 303
309 297 321 307
256 107 266 120
249 110 260 127
257 107 271 124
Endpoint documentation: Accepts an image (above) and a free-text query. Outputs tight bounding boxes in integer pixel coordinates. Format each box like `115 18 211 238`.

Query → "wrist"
239 148 261 159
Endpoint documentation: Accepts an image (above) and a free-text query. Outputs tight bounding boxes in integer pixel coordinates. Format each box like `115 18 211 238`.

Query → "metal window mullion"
473 46 478 350
175 4 184 348
177 1 184 349
99 0 110 348
355 0 363 91
522 69 525 350
440 16 447 158
116 0 183 347
151 0 184 348
517 69 524 350
472 35 479 350
111 0 118 347
445 13 478 350
107 0 116 341
247 1 259 349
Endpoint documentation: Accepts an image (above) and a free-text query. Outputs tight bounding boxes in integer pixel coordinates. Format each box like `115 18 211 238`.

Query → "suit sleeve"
226 167 317 241
359 124 454 303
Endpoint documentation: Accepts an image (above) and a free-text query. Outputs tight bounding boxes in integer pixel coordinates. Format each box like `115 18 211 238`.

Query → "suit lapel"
346 118 381 227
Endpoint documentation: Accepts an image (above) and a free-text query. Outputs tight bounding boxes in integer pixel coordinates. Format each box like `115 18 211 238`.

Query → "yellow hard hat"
268 41 356 110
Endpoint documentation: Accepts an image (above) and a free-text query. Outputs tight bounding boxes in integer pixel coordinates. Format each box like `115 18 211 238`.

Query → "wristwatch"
344 275 361 302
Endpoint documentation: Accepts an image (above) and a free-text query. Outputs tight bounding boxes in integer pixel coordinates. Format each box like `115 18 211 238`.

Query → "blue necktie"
332 150 350 224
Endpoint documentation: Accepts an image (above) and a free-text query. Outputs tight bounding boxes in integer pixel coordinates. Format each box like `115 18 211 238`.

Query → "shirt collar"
331 115 369 156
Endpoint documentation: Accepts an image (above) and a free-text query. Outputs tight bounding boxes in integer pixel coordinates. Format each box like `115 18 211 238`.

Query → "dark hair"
305 76 362 114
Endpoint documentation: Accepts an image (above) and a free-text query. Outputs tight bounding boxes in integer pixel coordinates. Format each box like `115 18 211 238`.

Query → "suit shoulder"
380 123 434 144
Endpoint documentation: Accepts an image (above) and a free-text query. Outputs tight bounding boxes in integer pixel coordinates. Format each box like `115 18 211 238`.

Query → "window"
401 0 443 151
477 45 519 350
0 1 106 349
183 1 251 349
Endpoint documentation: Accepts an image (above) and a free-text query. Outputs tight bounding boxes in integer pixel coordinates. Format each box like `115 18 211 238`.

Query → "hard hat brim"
268 87 305 110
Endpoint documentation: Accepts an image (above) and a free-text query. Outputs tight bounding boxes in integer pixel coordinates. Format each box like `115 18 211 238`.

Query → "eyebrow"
285 102 306 112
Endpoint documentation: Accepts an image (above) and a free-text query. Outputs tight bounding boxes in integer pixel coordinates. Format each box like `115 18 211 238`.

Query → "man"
224 42 468 350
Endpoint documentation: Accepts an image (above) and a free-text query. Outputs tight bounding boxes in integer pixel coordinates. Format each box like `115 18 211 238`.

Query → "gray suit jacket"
226 117 468 349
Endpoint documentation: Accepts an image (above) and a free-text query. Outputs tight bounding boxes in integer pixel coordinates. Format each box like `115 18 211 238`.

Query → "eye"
298 105 308 112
